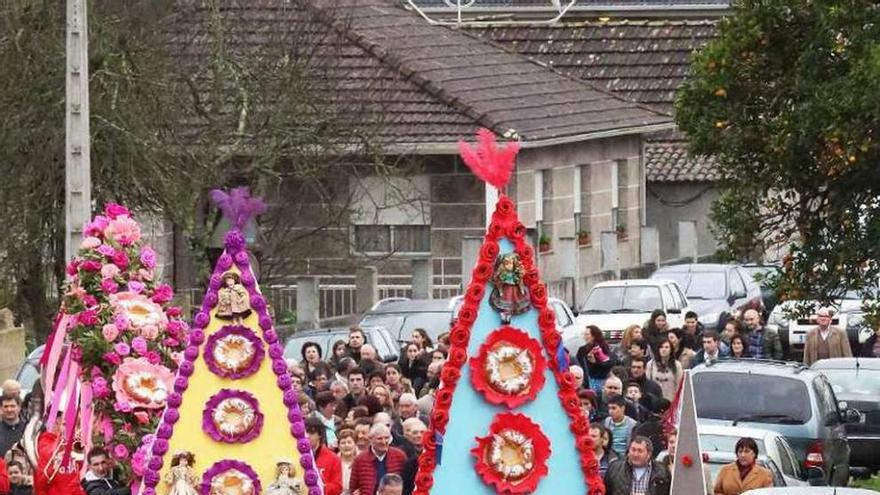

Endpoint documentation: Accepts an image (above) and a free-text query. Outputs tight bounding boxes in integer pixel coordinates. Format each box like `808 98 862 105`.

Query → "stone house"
168 0 677 313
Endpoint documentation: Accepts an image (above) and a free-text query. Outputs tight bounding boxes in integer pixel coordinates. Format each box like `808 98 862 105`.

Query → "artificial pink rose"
145 351 161 365
81 237 102 249
133 411 150 425
102 324 120 342
115 343 131 356
151 284 173 305
81 260 102 272
131 336 148 356
166 306 182 318
140 247 157 270
66 260 80 276
139 325 159 341
77 310 99 327
112 443 130 460
114 400 133 413
100 263 120 280
96 244 116 258
83 295 98 307
127 281 145 294
84 216 110 238
91 377 110 398
138 268 154 282
104 203 130 219
100 279 119 295
163 337 179 347
103 352 122 366
111 251 129 270
104 216 141 246
114 313 130 331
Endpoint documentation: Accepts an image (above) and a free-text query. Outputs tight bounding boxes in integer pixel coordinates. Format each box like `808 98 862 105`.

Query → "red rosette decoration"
472 413 551 495
469 327 546 409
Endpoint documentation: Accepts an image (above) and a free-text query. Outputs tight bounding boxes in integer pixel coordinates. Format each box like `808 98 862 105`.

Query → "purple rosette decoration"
203 325 265 379
200 459 263 495
202 389 264 444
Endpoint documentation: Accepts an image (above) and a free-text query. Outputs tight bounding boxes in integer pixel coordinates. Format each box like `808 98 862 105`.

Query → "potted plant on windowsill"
577 230 591 246
616 224 627 240
538 234 551 253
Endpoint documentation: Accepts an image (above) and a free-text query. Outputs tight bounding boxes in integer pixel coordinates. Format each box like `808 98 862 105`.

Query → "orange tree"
676 1 880 314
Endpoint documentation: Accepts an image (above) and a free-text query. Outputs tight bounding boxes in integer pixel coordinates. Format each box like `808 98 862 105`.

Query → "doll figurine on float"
165 451 200 495
216 272 251 324
265 459 303 495
489 252 530 323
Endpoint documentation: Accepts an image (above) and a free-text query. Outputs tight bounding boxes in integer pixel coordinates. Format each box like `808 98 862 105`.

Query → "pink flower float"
112 357 174 409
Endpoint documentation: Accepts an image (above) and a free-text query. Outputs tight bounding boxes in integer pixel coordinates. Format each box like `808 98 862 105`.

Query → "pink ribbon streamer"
45 350 72 430
78 382 93 476
60 360 80 467
42 314 71 403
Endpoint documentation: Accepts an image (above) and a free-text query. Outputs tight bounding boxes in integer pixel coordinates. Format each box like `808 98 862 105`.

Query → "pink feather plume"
209 186 267 230
458 128 520 190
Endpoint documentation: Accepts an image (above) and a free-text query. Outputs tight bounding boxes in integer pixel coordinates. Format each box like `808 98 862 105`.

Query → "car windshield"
701 434 766 454
360 312 452 343
818 369 880 396
16 362 40 394
580 286 662 313
693 373 811 424
682 272 727 300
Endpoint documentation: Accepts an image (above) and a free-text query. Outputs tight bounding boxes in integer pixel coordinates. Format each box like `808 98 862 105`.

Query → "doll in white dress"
164 451 199 495
265 460 303 495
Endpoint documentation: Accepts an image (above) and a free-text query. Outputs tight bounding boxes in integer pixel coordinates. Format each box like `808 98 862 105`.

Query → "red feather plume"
458 128 520 190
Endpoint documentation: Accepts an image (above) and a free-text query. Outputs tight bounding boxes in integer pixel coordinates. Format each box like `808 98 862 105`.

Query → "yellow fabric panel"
154 266 302 494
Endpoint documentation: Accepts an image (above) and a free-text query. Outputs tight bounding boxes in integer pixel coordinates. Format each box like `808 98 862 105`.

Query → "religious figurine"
265 460 303 495
216 272 251 323
489 253 530 323
164 451 199 495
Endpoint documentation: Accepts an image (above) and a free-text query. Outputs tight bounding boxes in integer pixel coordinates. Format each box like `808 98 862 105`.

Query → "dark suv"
651 263 764 331
283 326 399 363
358 298 460 343
691 360 860 486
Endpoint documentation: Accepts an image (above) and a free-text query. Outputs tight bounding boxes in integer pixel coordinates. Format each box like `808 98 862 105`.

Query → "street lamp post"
65 0 91 261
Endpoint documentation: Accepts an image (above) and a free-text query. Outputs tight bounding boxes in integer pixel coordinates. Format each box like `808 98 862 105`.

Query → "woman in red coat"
33 419 85 495
306 419 343 495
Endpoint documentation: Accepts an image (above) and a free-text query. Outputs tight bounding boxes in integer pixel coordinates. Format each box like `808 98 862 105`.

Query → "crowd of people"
0 303 874 495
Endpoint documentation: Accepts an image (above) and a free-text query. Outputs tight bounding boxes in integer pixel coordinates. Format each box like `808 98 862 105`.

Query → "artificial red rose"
423 430 437 451
450 326 471 348
415 471 435 490
581 456 600 473
435 388 454 409
418 449 436 471
558 371 576 392
413 488 431 495
488 222 506 240
519 244 535 263
432 408 450 432
473 262 493 283
560 390 581 415
457 306 477 325
543 331 561 350
570 415 590 436
465 283 485 304
575 435 593 453
495 196 515 217
508 221 527 239
530 283 548 306
521 268 538 287
539 308 556 327
479 242 500 263
441 365 462 385
448 346 468 368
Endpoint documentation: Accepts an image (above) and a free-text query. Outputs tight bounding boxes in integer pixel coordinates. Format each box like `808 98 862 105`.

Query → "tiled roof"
646 141 720 182
168 0 672 150
412 0 728 7
472 19 718 111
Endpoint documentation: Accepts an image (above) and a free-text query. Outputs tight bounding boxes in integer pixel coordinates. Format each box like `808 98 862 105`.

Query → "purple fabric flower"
131 336 148 355
259 315 274 330
157 423 173 439
305 470 320 487
127 280 145 294
114 313 130 331
240 270 255 287
203 292 218 308
268 343 284 359
263 329 278 344
97 244 116 258
283 389 297 407
193 312 210 328
164 409 179 424
209 274 223 290
143 470 159 487
217 253 233 270
309 486 322 495
114 342 131 356
148 455 163 471
277 374 291 389
178 360 194 377
292 422 306 439
224 230 246 252
199 459 262 495
204 326 265 379
287 409 302 424
249 294 266 311
234 250 249 267
189 330 205 346
300 453 314 471
201 389 264 444
140 246 157 269
174 377 188 393
272 359 288 376
152 438 169 456
184 346 199 361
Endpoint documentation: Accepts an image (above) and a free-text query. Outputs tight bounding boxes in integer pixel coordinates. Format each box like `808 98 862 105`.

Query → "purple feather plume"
208 187 267 230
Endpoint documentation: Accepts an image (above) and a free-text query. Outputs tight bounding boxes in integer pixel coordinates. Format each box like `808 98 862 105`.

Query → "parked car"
575 279 690 344
691 360 861 486
699 424 807 486
703 453 801 489
283 326 399 363
767 291 874 360
811 358 880 475
743 489 878 495
358 298 460 344
741 263 781 314
651 263 764 332
15 345 44 399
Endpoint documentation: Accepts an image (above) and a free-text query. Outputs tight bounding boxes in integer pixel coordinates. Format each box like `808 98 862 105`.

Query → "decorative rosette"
471 413 551 494
200 459 262 495
112 357 174 409
204 325 264 379
469 327 546 408
202 389 264 443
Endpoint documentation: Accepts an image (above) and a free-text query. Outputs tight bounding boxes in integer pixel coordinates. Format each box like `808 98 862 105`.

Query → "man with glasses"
803 307 852 366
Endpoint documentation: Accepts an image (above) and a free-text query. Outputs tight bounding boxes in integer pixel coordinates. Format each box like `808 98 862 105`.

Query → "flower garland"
469 327 546 409
472 413 551 494
199 459 262 495
140 224 323 495
203 325 264 379
202 389 264 443
57 203 188 482
412 193 604 495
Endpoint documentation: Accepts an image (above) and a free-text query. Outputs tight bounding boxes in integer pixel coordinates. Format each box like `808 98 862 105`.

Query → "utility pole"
65 0 91 261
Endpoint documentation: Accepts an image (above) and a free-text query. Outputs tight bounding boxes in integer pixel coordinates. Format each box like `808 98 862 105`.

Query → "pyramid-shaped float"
414 130 604 495
142 189 321 495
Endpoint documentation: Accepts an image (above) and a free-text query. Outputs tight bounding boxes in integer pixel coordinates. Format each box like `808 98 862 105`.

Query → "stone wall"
0 309 26 381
